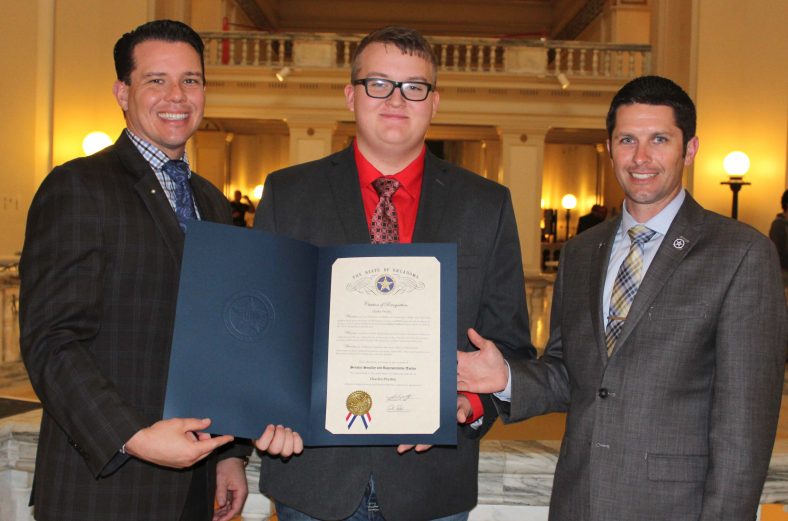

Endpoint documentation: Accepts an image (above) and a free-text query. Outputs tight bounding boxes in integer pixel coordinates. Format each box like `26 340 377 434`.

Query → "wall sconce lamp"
253 184 264 200
720 151 751 220
561 193 577 241
556 72 570 90
275 66 292 82
82 131 112 155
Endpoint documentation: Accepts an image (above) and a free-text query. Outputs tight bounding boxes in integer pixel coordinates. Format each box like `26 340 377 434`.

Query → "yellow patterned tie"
605 225 656 356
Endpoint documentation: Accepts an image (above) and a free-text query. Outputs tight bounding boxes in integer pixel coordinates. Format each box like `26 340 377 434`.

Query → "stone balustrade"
0 263 20 367
199 31 651 81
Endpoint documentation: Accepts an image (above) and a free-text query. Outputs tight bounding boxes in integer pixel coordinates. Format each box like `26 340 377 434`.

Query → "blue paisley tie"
162 160 197 232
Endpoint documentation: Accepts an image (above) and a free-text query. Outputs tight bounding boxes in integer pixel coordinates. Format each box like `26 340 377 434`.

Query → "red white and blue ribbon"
346 411 372 429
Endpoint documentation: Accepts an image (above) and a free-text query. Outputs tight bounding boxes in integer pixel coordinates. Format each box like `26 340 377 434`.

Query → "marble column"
497 125 548 278
286 119 336 166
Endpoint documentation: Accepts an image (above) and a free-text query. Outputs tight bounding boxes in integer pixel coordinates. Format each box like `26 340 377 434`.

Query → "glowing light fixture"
82 131 112 155
561 194 577 241
557 72 570 90
253 184 264 200
723 151 750 176
720 151 751 220
275 66 291 82
561 194 577 210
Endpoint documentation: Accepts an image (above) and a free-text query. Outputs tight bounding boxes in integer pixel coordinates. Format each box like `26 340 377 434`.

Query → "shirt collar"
353 139 425 199
125 128 190 174
621 188 686 237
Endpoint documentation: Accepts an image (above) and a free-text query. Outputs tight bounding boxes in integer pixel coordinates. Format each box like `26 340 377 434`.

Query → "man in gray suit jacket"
254 26 534 521
457 76 786 521
18 20 301 521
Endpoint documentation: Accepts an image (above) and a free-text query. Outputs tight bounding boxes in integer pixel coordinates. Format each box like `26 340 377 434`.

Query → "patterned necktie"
605 225 656 356
162 160 197 232
369 177 400 244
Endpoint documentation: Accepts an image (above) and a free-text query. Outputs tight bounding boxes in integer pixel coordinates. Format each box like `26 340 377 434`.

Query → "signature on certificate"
386 393 414 402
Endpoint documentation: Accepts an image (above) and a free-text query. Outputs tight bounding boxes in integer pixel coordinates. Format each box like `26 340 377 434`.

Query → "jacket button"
598 388 609 398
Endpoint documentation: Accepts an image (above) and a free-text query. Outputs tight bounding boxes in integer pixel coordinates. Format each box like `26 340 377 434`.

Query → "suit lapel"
611 195 704 354
590 220 619 359
322 147 452 244
113 132 185 265
325 146 370 243
191 178 218 222
412 151 452 243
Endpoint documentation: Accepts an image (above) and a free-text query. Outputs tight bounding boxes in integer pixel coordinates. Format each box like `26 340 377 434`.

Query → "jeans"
275 477 470 521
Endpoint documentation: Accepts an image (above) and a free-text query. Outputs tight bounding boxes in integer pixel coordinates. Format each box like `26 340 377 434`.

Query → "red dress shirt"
355 140 424 244
354 140 483 424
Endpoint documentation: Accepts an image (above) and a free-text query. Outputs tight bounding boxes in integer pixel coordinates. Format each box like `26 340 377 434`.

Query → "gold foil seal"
346 390 372 416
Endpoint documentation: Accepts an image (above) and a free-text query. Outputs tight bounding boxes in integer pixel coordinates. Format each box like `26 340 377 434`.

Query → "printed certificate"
163 221 457 446
325 257 441 435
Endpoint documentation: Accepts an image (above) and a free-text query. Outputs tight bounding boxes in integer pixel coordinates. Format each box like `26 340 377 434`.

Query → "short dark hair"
781 190 788 212
606 75 696 155
114 20 205 85
351 26 438 84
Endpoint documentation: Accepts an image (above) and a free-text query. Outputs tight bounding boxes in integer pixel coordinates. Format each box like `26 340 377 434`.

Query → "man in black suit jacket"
576 204 607 234
254 26 534 521
20 20 266 521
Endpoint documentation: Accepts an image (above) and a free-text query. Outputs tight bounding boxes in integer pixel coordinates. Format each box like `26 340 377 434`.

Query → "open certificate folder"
163 221 457 446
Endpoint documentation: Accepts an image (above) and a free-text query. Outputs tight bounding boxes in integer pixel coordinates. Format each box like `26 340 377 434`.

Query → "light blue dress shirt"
496 189 687 403
602 189 685 329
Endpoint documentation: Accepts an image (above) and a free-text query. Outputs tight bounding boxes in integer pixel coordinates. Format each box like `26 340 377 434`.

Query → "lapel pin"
672 236 688 250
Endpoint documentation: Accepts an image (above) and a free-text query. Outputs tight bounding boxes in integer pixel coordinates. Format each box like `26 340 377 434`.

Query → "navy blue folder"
163 221 457 446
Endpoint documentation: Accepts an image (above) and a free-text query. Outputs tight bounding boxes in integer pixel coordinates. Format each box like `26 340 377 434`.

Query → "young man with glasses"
254 26 534 521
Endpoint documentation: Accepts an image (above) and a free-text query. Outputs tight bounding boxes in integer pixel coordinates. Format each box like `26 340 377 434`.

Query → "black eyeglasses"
352 78 435 102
